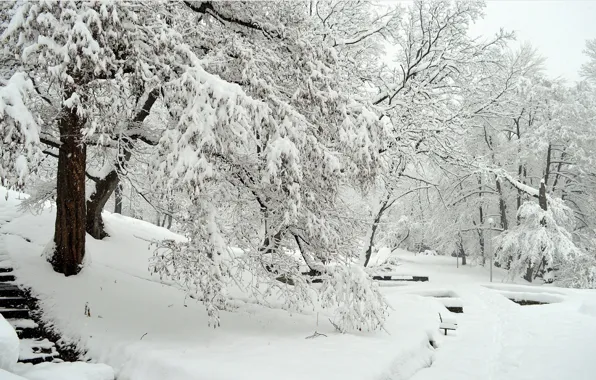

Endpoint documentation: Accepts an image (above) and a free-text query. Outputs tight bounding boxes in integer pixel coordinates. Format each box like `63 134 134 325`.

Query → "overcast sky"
387 1 596 83
468 0 596 83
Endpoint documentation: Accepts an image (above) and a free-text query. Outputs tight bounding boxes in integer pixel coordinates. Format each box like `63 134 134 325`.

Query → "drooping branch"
183 1 283 39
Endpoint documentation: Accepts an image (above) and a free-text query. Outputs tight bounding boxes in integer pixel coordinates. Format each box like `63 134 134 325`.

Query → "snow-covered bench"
438 313 457 336
372 274 429 282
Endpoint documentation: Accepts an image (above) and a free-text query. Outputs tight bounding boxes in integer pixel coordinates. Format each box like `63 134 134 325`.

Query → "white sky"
388 1 596 83
469 0 596 83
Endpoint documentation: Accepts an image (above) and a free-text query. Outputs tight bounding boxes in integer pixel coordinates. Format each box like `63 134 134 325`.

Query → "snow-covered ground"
1 187 596 380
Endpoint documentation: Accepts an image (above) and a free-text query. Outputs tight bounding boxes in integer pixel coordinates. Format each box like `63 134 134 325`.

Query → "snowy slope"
0 188 439 380
2 187 596 380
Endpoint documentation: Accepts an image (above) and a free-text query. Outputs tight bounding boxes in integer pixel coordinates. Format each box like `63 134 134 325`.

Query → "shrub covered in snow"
320 264 388 332
495 198 588 284
558 255 596 289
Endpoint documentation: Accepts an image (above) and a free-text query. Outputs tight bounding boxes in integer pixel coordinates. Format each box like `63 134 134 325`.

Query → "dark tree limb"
183 1 283 39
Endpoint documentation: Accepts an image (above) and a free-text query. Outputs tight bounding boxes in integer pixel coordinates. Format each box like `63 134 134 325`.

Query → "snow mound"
578 299 596 317
14 362 114 380
0 314 19 372
498 290 564 304
367 246 392 267
0 368 27 380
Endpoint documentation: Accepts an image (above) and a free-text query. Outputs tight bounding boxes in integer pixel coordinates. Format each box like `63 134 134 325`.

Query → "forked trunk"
86 170 119 239
50 105 87 276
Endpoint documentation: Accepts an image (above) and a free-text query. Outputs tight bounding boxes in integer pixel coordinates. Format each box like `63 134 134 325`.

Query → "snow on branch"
0 72 40 188
483 168 539 198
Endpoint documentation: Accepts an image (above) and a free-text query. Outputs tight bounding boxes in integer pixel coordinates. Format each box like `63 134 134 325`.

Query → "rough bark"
86 170 119 239
539 180 548 213
50 104 87 276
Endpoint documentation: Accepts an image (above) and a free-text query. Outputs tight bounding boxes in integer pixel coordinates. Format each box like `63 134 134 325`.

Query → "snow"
0 314 19 372
367 246 392 267
6 320 37 330
14 362 114 380
18 338 56 361
409 285 596 380
0 187 439 380
0 369 27 380
2 187 596 380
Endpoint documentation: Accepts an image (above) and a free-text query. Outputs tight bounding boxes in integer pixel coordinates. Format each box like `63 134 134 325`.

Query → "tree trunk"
262 230 284 274
364 195 391 267
85 90 158 239
526 180 549 282
114 182 123 214
516 164 523 217
50 105 87 276
524 264 533 283
514 115 524 223
293 233 322 277
86 170 119 239
551 150 566 195
458 232 466 266
477 175 485 265
496 178 508 231
539 180 548 212
544 144 552 187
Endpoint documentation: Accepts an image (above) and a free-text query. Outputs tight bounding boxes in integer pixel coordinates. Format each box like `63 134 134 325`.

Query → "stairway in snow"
0 258 67 364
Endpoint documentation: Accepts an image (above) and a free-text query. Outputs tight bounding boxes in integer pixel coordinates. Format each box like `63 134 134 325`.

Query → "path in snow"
411 284 596 380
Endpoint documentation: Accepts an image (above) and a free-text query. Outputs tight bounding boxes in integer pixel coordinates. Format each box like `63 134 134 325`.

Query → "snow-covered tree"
580 39 596 84
494 185 584 282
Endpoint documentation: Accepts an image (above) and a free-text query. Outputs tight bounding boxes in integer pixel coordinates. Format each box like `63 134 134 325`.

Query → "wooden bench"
372 275 429 282
438 313 457 335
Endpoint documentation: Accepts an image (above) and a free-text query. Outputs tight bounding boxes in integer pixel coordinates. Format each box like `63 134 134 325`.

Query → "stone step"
18 353 60 365
7 318 42 339
0 283 22 297
1 266 79 363
7 318 38 329
19 338 60 364
0 274 16 282
0 296 27 308
20 338 57 355
0 307 29 319
15 327 43 340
